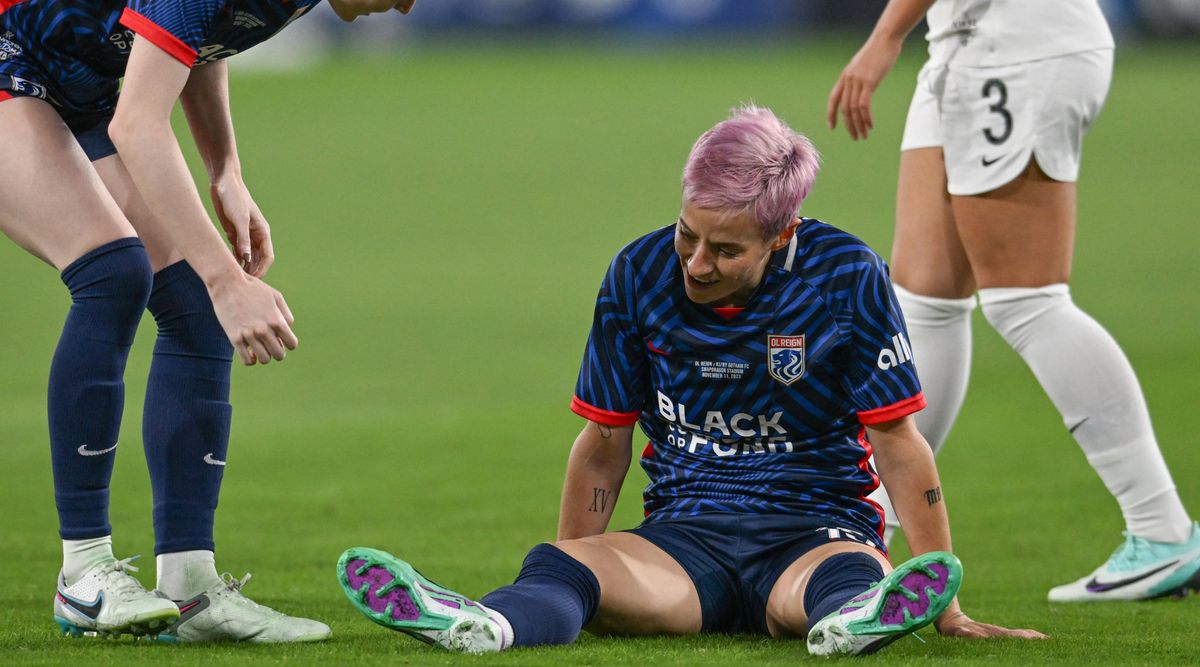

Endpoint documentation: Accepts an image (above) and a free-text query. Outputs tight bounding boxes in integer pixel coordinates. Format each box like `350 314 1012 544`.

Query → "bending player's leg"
0 97 177 636
870 147 978 545
765 542 960 656
337 532 700 652
955 160 1199 600
92 153 329 642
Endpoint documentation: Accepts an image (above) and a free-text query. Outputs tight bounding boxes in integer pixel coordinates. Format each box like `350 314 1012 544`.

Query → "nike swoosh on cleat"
1085 560 1179 592
77 443 117 456
58 591 104 620
174 594 210 621
203 453 226 466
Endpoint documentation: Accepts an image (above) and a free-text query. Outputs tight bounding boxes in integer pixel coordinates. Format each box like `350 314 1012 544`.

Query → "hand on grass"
935 609 1047 640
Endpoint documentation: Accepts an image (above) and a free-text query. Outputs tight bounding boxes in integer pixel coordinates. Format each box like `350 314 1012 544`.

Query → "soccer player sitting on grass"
338 106 1044 655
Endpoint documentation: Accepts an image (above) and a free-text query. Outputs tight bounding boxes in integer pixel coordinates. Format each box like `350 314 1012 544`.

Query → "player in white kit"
827 0 1200 601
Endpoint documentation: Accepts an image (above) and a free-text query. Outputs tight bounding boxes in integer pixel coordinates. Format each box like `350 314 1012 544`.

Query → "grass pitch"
0 38 1197 665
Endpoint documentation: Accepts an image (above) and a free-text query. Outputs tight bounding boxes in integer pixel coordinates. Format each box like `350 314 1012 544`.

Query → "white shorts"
900 49 1113 196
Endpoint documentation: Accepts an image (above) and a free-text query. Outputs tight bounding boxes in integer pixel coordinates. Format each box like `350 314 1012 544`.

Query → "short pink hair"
682 105 821 238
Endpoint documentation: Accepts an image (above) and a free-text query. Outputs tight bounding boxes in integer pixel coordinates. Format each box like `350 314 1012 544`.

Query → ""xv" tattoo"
589 488 612 513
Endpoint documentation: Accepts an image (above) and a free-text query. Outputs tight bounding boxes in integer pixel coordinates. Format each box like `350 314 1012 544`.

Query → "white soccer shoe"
806 551 962 656
1048 523 1200 602
54 556 180 638
337 547 506 654
156 573 331 643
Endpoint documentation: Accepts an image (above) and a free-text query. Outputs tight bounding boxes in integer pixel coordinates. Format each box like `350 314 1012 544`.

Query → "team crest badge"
768 334 805 386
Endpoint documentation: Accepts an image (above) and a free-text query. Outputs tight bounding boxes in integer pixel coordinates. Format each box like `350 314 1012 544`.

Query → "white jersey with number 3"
925 0 1114 67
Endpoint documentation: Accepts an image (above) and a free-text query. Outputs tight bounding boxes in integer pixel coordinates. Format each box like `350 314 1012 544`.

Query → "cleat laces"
218 572 288 619
98 556 150 602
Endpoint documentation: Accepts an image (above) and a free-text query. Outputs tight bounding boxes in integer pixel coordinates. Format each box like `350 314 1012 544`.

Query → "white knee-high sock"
979 284 1192 543
893 285 977 454
868 285 976 545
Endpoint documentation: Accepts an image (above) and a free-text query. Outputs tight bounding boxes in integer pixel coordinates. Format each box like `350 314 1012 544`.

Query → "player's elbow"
107 108 171 154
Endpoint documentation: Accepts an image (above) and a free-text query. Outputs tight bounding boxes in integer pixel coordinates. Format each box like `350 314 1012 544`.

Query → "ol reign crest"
768 335 805 385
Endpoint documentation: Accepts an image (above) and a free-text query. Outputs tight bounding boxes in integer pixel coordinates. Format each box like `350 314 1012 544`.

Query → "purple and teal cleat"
336 547 505 653
806 551 962 656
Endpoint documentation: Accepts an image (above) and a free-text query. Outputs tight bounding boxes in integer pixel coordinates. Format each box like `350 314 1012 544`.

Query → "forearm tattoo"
924 486 943 507
588 487 612 513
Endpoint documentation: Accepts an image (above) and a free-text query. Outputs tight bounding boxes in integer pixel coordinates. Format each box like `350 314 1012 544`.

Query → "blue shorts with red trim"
625 512 885 635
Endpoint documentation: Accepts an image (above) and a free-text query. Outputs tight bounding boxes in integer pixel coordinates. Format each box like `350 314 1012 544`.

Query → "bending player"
0 0 415 642
338 107 1043 655
827 0 1200 600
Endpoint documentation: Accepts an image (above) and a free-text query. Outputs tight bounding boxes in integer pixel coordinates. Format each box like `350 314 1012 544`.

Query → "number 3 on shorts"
982 78 1012 146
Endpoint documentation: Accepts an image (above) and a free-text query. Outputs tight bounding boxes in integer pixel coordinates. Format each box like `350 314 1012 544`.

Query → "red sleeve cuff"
857 392 926 425
570 396 640 427
120 8 197 67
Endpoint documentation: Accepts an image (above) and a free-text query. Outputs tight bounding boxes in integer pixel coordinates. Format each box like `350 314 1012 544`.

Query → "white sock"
894 284 977 454
979 284 1192 543
157 550 222 600
870 286 976 546
62 536 115 585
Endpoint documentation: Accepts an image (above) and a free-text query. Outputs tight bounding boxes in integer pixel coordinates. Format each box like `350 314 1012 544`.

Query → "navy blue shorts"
0 72 118 162
626 513 884 635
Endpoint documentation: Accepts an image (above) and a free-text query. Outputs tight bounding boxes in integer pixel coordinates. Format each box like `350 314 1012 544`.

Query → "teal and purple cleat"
336 547 505 653
806 551 962 656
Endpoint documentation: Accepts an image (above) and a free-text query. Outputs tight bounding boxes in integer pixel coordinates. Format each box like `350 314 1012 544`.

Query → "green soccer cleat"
337 547 505 653
806 551 962 656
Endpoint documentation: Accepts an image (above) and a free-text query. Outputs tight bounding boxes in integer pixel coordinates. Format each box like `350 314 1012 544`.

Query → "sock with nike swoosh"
143 261 234 555
50 238 153 543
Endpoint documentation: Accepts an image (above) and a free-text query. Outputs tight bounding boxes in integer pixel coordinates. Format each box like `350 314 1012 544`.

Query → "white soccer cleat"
806 551 962 656
54 556 180 638
1048 523 1200 602
155 573 331 643
337 547 506 653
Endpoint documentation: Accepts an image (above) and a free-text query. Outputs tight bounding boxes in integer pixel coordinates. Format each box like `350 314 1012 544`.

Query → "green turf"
1 39 1197 665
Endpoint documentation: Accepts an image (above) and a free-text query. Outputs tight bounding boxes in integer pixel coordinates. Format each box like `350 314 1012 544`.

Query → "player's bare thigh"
951 158 1076 289
890 147 976 299
554 532 702 635
0 97 136 269
764 541 891 638
92 153 184 272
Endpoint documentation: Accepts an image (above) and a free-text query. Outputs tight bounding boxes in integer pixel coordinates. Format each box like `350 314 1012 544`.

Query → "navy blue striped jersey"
0 0 320 115
572 220 925 544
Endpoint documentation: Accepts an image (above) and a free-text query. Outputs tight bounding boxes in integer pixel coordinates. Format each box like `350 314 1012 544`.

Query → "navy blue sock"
142 261 233 554
480 543 601 647
804 552 886 634
50 238 153 539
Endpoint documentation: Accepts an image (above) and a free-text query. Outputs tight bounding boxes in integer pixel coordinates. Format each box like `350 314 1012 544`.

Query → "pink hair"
682 105 821 238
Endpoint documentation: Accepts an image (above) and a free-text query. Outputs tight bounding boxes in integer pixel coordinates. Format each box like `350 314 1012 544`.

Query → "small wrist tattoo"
924 486 942 507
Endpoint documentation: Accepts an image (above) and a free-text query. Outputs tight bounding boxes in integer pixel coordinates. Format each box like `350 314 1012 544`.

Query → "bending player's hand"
211 176 275 278
209 274 298 366
826 36 904 140
934 608 1047 640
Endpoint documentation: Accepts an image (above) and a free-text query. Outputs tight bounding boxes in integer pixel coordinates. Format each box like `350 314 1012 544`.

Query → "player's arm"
869 415 1045 639
109 37 296 365
557 421 634 540
180 60 274 277
827 0 936 140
